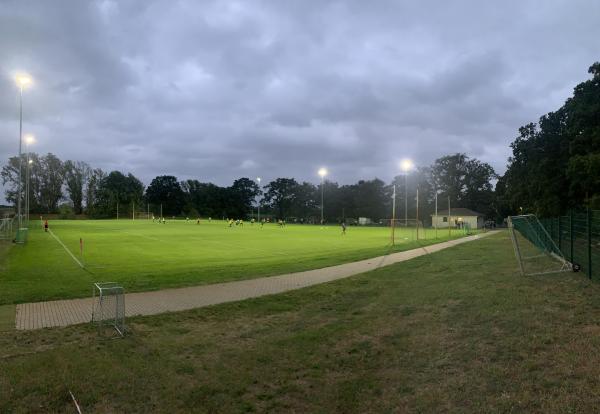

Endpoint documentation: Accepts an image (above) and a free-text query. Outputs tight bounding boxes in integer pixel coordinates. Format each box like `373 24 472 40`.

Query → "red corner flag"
80 238 83 256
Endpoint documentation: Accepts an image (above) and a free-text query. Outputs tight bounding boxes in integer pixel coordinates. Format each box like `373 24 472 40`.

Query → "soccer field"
0 219 470 304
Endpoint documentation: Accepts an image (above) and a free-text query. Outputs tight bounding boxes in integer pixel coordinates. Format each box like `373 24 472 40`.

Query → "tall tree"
145 175 185 216
63 160 90 214
85 168 106 217
502 62 600 214
262 178 299 219
228 178 260 218
38 153 64 213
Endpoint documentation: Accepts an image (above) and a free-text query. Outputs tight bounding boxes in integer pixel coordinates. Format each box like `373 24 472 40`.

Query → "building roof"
431 208 484 217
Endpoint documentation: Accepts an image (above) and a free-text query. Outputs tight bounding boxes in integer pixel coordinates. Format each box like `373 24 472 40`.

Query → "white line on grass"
48 229 84 268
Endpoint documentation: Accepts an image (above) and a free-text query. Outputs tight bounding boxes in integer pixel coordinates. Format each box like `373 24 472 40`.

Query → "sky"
1 0 599 200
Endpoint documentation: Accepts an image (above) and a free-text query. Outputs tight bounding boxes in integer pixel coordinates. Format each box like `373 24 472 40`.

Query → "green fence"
540 209 600 280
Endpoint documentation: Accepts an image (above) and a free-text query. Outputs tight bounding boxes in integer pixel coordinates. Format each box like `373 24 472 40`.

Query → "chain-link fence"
540 209 600 280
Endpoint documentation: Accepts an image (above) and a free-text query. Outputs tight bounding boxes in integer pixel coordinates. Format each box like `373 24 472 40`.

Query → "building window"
443 216 448 222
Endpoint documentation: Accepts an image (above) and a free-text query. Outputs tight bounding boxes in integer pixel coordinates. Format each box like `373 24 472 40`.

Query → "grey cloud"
1 0 599 204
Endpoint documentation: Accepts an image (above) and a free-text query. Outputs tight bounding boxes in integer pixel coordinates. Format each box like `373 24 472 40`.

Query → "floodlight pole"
17 86 23 229
320 176 324 225
404 173 408 227
26 150 30 225
391 184 396 245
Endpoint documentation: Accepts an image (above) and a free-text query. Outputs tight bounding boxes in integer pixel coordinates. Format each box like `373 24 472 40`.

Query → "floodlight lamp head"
15 73 33 89
318 168 327 178
400 159 414 173
256 177 261 183
25 134 35 145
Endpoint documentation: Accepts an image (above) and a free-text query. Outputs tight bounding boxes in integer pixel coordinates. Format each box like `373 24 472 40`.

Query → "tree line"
497 62 600 217
2 152 497 223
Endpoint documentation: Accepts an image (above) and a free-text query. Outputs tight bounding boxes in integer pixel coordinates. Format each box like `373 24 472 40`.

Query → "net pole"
570 210 574 262
416 187 419 241
434 191 438 239
391 184 396 245
448 196 451 238
588 208 592 280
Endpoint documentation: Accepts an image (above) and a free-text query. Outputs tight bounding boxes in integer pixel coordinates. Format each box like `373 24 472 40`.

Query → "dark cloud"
1 0 599 202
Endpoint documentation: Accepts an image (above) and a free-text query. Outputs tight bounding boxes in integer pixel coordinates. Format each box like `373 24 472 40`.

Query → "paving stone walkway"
15 231 498 330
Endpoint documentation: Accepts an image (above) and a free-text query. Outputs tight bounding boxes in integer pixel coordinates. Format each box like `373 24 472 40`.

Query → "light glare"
15 73 33 88
318 168 327 178
400 159 414 172
25 134 35 145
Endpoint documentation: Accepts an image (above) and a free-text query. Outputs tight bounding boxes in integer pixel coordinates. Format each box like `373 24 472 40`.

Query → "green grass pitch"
0 219 470 304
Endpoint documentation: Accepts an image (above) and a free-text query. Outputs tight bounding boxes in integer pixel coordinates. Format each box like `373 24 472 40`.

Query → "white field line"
48 229 84 268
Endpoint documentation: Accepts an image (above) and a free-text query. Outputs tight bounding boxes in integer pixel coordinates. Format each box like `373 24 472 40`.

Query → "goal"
508 214 571 276
0 217 15 240
92 282 126 337
134 211 152 220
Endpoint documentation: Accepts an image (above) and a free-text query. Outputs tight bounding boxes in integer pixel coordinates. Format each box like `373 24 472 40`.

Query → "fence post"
570 210 574 263
587 208 592 280
558 216 562 253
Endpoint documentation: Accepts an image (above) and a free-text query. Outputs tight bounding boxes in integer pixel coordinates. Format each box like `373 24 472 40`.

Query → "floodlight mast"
318 168 327 225
400 159 413 227
15 73 32 229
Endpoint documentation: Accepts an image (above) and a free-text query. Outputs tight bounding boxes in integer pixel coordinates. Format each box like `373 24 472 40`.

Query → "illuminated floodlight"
25 134 35 145
15 73 33 89
400 159 414 173
318 168 328 178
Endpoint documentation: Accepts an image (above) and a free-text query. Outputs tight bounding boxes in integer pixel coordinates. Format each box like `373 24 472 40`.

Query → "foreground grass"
3 232 600 412
0 219 469 304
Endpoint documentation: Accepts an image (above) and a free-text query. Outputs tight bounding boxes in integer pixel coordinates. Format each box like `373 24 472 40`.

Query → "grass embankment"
3 232 600 412
0 219 469 304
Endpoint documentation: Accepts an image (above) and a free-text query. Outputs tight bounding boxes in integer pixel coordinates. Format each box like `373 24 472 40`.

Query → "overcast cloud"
1 0 599 200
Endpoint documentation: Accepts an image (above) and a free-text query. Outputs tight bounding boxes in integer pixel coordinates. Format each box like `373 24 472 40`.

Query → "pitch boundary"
48 229 84 268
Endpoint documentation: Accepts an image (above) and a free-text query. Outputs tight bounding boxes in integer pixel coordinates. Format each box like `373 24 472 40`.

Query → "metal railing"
540 209 600 280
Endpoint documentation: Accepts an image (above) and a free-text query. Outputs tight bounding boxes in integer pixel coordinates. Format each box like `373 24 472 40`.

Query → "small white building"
431 208 484 229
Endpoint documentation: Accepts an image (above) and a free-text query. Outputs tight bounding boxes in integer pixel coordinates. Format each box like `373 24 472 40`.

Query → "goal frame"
91 282 126 337
508 214 572 276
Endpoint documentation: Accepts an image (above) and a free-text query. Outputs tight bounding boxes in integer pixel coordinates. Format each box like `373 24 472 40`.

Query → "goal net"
92 282 126 337
384 219 426 242
508 214 571 276
0 217 15 240
134 211 152 220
